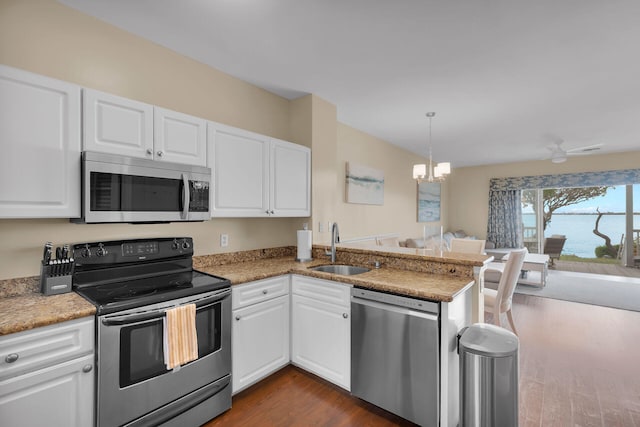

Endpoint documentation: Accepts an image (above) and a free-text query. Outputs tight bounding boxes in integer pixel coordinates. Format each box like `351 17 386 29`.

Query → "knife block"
40 261 74 295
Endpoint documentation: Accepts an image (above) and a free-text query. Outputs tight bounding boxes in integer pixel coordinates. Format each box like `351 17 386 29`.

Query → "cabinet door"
270 138 311 217
232 295 290 393
83 88 154 159
291 294 350 390
208 122 269 217
0 354 94 427
0 65 81 218
154 107 207 166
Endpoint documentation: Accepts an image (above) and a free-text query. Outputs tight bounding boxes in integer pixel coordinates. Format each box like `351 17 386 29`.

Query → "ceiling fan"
545 135 603 163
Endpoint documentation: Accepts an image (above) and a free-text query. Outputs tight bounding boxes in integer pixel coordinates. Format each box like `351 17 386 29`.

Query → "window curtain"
486 168 640 249
487 189 523 248
489 168 640 191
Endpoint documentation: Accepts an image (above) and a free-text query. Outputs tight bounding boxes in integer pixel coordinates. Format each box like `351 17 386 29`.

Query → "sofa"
402 230 490 251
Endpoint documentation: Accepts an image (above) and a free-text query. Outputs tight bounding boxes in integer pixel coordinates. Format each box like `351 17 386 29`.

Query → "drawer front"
291 275 351 307
232 276 290 310
0 317 94 381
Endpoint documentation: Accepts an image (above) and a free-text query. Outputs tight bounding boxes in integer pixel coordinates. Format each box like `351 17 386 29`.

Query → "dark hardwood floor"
205 294 640 426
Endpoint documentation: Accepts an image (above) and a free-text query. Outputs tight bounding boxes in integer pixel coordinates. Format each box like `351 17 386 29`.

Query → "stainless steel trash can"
458 323 519 427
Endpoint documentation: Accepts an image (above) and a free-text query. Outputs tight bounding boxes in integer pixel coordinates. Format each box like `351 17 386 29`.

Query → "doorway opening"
520 184 640 278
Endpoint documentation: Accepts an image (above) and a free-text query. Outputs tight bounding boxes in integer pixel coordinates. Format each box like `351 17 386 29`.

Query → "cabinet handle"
157 150 164 157
5 353 19 363
146 149 153 156
262 289 268 295
235 315 241 321
342 313 349 319
270 210 275 215
82 364 93 373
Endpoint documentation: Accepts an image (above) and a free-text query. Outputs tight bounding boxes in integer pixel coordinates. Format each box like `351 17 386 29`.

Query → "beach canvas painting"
418 182 441 222
345 162 384 205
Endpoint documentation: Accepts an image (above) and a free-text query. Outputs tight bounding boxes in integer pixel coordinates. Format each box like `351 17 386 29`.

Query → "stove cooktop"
75 269 230 315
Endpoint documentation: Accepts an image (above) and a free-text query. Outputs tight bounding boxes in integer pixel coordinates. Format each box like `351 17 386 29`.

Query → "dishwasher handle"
351 296 439 321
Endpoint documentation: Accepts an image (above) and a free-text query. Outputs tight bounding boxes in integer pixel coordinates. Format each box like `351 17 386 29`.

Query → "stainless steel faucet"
325 222 340 263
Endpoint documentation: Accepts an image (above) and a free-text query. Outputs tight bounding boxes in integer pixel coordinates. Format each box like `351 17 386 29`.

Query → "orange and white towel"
163 304 198 370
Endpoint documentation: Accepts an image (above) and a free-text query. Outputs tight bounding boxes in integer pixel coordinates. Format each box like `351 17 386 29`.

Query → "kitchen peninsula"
195 243 491 427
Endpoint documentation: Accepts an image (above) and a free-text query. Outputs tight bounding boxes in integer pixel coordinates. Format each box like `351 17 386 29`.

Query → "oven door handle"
101 288 230 326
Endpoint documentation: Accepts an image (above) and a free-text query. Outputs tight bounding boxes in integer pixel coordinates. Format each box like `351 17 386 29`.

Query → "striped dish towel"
163 304 198 370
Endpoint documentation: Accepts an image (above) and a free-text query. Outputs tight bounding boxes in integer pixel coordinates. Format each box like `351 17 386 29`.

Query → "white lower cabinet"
290 276 351 391
232 277 290 394
0 317 95 427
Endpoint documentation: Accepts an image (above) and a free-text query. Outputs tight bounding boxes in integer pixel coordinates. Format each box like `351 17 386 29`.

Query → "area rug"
512 270 640 312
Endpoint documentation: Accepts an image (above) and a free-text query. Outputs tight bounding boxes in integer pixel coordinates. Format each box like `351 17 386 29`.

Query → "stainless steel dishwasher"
351 287 440 427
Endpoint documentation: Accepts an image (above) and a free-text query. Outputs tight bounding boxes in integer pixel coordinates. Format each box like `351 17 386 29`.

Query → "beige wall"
0 0 309 279
448 151 640 240
334 123 447 242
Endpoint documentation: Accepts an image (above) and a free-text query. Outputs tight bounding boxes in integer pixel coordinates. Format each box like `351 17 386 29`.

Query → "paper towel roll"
296 230 313 261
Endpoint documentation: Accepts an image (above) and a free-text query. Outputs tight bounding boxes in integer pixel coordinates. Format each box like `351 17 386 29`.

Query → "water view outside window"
522 185 640 258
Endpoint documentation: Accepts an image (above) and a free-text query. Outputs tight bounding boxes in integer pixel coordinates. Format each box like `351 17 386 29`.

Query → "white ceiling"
59 0 640 167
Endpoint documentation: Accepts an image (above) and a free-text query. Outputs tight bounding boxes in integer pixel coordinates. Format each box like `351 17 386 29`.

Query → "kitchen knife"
62 244 69 260
43 242 52 265
56 246 63 260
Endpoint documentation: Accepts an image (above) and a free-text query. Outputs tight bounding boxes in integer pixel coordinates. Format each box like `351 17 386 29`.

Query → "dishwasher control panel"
352 287 439 314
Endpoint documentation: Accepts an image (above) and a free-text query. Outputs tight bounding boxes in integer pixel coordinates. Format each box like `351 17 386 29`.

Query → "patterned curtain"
487 189 523 248
490 168 640 191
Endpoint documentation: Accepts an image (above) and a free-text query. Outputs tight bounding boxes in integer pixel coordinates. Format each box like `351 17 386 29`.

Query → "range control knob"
172 239 180 250
182 239 191 250
96 243 108 257
81 244 91 258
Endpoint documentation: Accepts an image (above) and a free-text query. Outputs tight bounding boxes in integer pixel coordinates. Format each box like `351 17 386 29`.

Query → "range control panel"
73 237 193 266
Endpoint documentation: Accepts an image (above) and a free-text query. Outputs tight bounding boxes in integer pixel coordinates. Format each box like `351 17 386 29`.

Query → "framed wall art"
417 182 440 222
345 162 384 205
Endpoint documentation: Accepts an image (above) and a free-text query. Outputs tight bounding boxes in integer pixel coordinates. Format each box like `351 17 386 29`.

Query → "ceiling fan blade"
565 143 604 154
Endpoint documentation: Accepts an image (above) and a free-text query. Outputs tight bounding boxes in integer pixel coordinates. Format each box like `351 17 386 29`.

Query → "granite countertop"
196 246 480 303
0 245 487 337
0 277 95 336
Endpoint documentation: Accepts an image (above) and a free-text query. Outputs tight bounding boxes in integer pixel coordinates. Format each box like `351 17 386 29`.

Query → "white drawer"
0 317 94 381
232 276 290 310
291 275 351 307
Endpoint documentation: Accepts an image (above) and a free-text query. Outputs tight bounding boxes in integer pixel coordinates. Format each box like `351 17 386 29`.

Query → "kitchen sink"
310 265 370 275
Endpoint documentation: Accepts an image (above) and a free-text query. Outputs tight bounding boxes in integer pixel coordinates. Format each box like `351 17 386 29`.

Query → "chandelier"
413 112 451 182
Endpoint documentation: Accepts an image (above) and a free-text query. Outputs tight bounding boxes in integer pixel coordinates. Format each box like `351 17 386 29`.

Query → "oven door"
96 289 231 427
76 151 210 223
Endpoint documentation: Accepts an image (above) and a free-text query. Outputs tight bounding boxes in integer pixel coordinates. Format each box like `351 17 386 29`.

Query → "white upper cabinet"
83 89 206 166
0 65 81 218
153 107 207 166
208 122 269 217
208 121 311 217
83 88 153 159
270 138 311 217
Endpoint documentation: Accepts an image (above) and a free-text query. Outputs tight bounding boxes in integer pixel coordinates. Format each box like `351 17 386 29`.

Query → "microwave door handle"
181 173 190 220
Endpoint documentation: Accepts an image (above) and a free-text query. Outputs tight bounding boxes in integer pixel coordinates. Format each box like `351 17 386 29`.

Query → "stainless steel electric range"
72 237 231 427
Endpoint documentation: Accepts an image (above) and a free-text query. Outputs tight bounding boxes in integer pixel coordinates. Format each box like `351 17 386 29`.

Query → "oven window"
90 172 182 212
119 303 223 388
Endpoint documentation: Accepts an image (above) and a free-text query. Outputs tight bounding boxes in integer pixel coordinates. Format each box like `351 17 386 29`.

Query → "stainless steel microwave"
73 151 210 223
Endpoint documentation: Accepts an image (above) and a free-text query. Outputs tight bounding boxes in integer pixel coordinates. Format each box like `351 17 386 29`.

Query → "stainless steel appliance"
73 151 210 223
73 237 231 427
351 287 440 426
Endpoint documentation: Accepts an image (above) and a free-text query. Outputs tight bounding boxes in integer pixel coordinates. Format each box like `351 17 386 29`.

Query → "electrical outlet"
220 233 229 247
318 222 324 233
